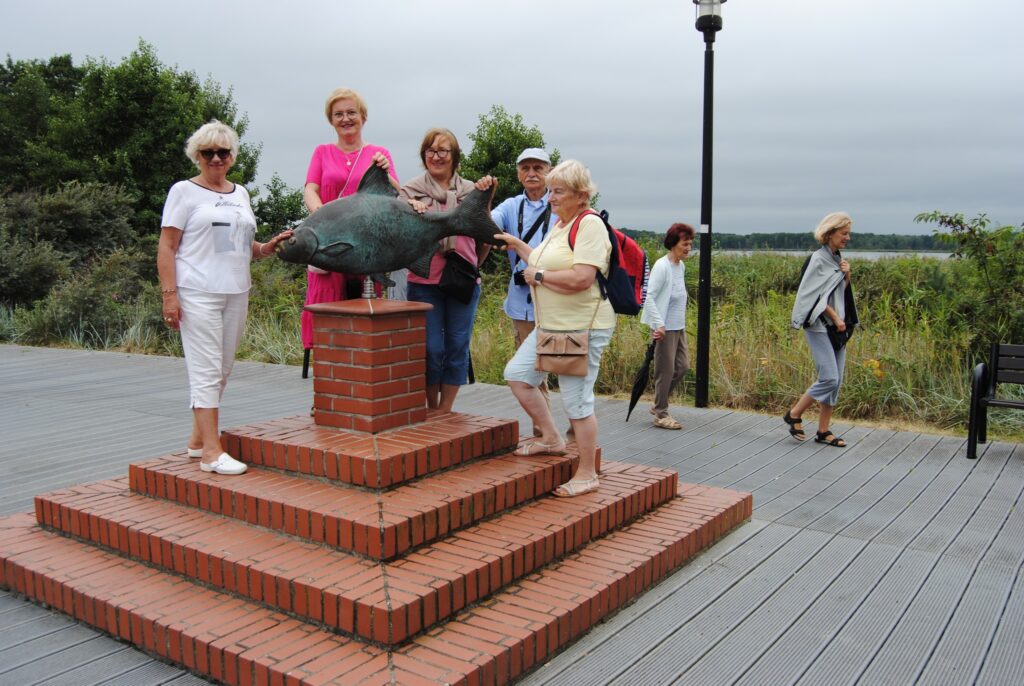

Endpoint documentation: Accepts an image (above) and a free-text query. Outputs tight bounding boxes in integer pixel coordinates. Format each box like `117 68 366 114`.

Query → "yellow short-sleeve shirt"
528 213 616 331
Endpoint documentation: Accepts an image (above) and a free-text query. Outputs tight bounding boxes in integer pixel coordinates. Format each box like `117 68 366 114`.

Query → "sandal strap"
816 431 845 446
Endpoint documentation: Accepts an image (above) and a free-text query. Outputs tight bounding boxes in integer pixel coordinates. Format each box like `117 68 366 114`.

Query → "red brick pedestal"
308 300 430 433
0 297 753 686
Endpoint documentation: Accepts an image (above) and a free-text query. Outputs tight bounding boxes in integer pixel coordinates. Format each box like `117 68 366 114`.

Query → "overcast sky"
2 0 1021 234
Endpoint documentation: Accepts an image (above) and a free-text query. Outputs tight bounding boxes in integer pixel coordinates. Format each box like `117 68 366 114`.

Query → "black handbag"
438 251 478 304
824 323 851 352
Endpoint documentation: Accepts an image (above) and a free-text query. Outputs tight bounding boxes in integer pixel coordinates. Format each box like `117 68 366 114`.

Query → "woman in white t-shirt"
157 120 292 475
640 222 695 430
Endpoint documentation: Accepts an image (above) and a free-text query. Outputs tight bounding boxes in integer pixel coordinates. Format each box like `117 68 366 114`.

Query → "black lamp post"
693 0 725 408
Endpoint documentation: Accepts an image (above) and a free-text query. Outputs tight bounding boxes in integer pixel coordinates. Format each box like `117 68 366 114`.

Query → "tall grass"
470 253 1023 439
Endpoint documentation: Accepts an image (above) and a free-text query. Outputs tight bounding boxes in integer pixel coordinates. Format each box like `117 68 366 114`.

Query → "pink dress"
302 144 397 349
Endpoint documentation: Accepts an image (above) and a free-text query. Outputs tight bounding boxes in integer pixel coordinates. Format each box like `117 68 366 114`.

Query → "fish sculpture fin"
320 240 353 257
356 164 399 197
445 185 505 246
407 250 434 279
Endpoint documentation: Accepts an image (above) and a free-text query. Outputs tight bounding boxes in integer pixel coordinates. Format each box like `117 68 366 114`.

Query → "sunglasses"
199 148 232 161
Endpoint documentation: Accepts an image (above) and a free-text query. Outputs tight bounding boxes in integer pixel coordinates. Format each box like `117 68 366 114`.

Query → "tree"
915 210 1024 355
252 173 307 239
1 41 258 234
0 54 85 190
459 105 560 208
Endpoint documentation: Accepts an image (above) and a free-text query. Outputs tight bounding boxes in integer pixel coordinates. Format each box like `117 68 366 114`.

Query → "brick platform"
0 299 752 684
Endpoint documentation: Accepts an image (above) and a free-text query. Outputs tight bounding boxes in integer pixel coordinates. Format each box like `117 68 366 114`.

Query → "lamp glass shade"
694 0 724 19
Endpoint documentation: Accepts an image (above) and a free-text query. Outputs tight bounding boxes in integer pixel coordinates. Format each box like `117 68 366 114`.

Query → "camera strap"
513 199 551 270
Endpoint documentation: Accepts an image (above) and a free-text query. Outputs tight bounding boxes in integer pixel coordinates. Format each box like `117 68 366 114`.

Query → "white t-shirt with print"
161 180 257 294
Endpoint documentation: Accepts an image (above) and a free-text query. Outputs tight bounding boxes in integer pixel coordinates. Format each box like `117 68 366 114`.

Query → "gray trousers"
652 329 690 417
804 328 846 405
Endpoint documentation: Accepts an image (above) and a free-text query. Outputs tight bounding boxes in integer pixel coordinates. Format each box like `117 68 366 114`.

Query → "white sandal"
200 453 248 475
513 440 567 457
553 477 600 497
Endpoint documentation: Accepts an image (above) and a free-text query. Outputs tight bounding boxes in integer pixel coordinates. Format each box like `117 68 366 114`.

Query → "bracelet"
161 288 177 295
259 242 271 256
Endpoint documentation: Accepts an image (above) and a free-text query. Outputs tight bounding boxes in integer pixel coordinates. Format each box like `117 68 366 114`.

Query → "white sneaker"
200 453 248 475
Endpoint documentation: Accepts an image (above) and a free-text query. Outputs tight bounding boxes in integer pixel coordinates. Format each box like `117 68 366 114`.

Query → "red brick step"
128 448 579 560
222 411 519 489
36 461 678 645
0 483 751 685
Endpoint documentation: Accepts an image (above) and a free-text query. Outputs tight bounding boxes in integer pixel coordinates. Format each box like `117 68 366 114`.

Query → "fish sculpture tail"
439 186 505 246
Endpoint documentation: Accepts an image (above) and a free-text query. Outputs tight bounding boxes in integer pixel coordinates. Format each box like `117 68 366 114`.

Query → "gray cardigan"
791 247 845 329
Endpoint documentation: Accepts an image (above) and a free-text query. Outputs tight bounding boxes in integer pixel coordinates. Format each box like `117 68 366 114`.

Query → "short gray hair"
184 120 240 168
814 211 852 244
545 159 596 200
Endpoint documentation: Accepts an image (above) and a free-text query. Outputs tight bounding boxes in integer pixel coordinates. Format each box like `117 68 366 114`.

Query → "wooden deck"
1 344 1022 685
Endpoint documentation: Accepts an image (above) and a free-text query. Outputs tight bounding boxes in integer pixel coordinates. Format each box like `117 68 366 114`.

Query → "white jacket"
640 254 686 331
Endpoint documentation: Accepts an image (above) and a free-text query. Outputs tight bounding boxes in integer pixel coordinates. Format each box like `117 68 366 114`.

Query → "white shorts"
177 288 249 409
504 327 613 420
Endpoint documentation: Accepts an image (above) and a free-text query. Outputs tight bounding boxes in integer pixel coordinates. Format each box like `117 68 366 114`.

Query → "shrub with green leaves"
0 181 137 266
0 227 69 305
916 211 1024 356
14 248 158 348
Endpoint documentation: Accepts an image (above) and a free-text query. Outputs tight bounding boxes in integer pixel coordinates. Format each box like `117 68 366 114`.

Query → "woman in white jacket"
640 223 695 429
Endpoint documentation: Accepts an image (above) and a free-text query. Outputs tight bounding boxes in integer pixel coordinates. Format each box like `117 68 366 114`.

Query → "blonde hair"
545 159 597 200
418 127 462 170
324 88 368 123
814 211 852 244
184 120 239 168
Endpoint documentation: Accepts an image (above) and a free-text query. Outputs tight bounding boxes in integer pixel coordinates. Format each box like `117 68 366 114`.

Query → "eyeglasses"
425 148 452 159
332 110 361 121
199 148 232 161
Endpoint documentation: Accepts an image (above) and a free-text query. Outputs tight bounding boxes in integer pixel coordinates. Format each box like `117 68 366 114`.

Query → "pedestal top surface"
305 299 433 316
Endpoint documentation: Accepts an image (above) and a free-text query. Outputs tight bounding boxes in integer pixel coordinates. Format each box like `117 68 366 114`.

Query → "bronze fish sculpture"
276 164 502 285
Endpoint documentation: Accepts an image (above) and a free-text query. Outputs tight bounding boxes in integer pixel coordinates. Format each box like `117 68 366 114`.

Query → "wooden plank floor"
1 344 1021 685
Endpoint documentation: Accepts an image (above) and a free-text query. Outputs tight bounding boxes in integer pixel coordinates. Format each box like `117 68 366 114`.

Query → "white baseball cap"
516 148 551 165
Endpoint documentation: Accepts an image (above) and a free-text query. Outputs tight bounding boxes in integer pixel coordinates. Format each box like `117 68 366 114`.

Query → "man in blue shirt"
491 148 555 344
491 148 557 437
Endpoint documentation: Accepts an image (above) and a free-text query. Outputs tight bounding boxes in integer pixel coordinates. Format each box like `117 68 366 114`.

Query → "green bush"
14 248 158 348
0 181 137 266
0 227 69 305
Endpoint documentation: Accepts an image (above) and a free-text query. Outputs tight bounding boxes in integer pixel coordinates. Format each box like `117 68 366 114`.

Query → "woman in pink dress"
301 88 399 367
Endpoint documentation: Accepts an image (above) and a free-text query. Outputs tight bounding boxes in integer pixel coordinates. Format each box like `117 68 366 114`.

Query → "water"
710 249 951 261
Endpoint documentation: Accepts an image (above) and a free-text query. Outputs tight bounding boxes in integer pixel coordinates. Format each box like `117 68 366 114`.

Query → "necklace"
338 145 364 167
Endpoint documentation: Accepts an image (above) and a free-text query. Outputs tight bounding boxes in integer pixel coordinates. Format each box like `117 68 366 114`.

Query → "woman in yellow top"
490 160 613 497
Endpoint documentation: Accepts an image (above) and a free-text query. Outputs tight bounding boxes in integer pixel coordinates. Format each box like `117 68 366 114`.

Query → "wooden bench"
967 343 1024 458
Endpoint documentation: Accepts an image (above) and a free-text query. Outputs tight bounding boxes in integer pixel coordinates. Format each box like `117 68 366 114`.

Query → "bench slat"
997 356 1024 371
996 343 1024 357
995 369 1024 385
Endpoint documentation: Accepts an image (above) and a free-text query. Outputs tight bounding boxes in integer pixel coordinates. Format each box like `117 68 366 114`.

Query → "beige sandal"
513 440 567 457
553 477 600 497
653 415 682 430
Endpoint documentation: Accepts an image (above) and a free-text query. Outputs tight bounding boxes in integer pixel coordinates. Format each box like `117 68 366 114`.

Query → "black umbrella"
626 339 658 421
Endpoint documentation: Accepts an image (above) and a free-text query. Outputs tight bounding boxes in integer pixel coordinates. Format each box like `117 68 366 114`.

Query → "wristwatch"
535 270 545 284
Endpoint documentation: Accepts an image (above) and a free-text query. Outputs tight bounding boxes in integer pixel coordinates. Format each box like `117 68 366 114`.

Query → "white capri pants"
504 327 614 420
177 287 249 409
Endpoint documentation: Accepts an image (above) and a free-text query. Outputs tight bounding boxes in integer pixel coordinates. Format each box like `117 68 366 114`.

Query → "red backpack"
568 210 650 315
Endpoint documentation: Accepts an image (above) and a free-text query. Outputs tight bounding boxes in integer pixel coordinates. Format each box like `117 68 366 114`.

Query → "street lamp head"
693 0 725 33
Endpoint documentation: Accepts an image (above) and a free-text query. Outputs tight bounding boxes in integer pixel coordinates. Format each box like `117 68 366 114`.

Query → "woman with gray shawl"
784 212 857 447
400 127 492 412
